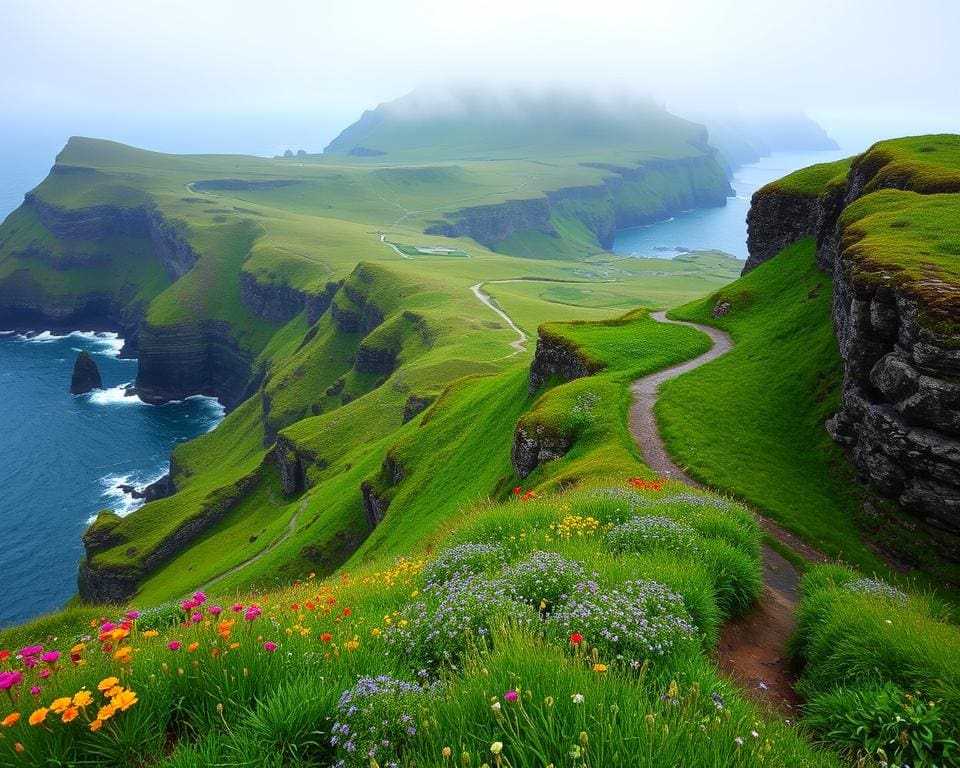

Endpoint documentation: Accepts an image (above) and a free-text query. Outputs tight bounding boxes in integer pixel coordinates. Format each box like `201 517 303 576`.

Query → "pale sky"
2 0 958 146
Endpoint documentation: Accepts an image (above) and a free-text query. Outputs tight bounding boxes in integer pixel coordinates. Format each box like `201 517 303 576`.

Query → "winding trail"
191 498 309 596
470 281 529 356
630 312 828 714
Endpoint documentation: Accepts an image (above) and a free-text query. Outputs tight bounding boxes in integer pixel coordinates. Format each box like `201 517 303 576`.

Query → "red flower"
0 650 9 661
321 633 332 643
512 487 522 495
342 608 351 617
570 633 584 645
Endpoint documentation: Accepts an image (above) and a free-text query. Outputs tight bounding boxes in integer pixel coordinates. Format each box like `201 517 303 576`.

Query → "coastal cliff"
744 136 960 540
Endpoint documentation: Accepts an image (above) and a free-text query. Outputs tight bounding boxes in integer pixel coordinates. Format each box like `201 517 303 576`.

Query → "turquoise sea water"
0 332 223 627
612 149 850 260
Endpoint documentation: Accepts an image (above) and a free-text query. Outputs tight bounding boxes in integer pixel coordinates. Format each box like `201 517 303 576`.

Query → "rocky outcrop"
744 190 821 274
361 482 389 530
354 341 398 374
528 329 603 395
275 434 320 496
511 421 573 479
70 351 102 394
240 273 339 325
331 283 384 334
402 394 434 424
135 320 255 409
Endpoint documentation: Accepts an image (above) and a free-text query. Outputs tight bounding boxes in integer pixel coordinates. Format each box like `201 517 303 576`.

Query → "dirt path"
629 311 827 714
470 281 529 356
191 497 309 596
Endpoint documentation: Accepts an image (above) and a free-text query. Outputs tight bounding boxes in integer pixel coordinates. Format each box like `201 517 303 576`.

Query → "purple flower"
264 641 277 652
191 612 203 624
193 591 207 604
208 605 223 616
244 605 263 621
168 641 182 651
125 610 140 620
0 671 23 690
30 686 41 696
504 690 518 702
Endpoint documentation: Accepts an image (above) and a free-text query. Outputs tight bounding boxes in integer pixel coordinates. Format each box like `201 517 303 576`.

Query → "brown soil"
630 312 829 714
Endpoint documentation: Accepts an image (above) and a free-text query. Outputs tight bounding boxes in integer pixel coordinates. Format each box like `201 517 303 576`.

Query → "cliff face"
426 155 731 253
744 139 960 539
240 272 338 325
136 320 256 409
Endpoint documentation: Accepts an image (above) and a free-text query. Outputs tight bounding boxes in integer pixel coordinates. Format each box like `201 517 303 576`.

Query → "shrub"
605 515 699 556
331 675 431 768
803 681 959 768
697 538 763 618
501 551 592 608
422 542 508 587
548 579 700 666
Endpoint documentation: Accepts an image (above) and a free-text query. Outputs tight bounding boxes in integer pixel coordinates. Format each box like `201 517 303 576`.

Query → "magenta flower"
193 591 207 604
30 686 41 696
231 603 244 613
504 690 518 703
125 610 140 620
0 671 23 690
38 669 50 679
263 641 277 652
19 645 42 658
208 605 222 616
181 599 196 612
190 612 203 624
244 605 262 622
41 651 60 664
23 657 37 669
100 622 116 633
168 641 182 651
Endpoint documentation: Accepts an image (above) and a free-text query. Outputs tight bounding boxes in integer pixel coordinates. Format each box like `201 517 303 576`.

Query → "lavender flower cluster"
502 551 593 607
385 572 529 666
549 579 699 661
422 542 508 588
605 515 699 555
331 675 429 768
844 577 908 603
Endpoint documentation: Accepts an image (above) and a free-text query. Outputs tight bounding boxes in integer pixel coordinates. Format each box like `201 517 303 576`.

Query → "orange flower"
97 677 120 693
113 646 133 663
1 712 20 727
70 643 86 655
90 719 103 732
28 708 48 726
73 691 94 708
111 690 138 712
187 642 199 653
96 704 116 722
61 707 79 723
104 685 123 698
50 697 73 714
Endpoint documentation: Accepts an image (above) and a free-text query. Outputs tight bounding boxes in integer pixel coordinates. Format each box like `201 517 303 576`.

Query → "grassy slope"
656 239 882 570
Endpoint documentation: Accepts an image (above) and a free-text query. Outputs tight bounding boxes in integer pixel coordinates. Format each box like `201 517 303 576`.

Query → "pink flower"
41 651 59 664
190 612 203 624
0 671 22 689
231 603 244 613
504 690 518 703
125 610 140 620
193 591 207 605
19 646 42 658
100 623 116 633
181 599 196 612
244 605 262 622
30 686 41 696
208 605 222 616
168 641 182 651
38 669 50 679
263 641 277 652
23 657 36 669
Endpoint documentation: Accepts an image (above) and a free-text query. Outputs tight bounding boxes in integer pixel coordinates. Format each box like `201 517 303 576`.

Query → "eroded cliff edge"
745 136 960 543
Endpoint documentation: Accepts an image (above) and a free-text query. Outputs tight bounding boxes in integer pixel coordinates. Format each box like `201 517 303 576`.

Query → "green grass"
656 239 882 570
0 482 844 768
762 157 852 197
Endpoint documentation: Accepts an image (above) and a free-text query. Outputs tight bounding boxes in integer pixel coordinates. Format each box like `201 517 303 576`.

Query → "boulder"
70 351 102 394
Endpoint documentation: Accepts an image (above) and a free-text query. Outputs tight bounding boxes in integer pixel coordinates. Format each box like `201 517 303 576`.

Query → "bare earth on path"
629 311 829 714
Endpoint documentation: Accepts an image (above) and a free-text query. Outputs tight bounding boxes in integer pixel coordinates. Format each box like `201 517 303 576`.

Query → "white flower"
491 742 503 755
751 730 759 739
571 693 584 704
491 701 501 712
735 737 744 746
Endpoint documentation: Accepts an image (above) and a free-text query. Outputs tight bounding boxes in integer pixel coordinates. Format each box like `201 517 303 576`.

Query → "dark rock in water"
70 351 102 394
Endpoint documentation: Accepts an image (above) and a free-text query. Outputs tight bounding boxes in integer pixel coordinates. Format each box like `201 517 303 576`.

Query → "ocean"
612 148 851 260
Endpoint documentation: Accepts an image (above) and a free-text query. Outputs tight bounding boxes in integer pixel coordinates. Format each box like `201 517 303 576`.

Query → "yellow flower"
111 690 138 712
70 643 86 655
104 685 123 698
97 677 120 693
593 663 608 673
61 707 79 723
113 646 133 662
141 630 159 638
50 697 73 714
370 627 382 638
2 713 21 727
29 708 48 726
90 719 103 732
73 691 94 708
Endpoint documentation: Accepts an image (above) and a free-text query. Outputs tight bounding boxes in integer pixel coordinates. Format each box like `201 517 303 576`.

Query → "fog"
2 0 958 151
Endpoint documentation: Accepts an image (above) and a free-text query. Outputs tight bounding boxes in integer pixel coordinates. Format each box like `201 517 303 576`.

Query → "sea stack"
70 351 103 394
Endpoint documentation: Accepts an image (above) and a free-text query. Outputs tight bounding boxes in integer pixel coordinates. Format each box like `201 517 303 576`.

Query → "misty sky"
2 0 958 150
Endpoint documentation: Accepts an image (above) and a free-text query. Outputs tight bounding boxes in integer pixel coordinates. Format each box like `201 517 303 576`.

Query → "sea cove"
0 332 222 626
